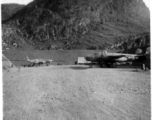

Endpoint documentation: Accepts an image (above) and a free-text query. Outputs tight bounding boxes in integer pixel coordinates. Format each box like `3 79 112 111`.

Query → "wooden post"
18 67 20 72
142 64 145 70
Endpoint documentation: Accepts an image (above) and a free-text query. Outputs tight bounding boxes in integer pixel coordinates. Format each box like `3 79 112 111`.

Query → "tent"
77 57 91 64
2 54 14 68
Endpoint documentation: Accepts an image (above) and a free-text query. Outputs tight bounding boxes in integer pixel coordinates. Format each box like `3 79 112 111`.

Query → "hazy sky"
144 0 150 9
1 0 33 5
1 0 151 10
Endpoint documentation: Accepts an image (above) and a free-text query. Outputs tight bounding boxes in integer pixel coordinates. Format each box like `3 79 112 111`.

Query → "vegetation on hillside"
2 0 150 50
2 4 25 21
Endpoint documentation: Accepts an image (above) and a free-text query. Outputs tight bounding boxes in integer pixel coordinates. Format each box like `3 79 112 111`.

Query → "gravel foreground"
3 65 150 120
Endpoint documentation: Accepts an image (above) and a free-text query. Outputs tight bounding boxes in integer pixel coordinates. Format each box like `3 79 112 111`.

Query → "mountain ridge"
2 4 25 21
2 0 150 50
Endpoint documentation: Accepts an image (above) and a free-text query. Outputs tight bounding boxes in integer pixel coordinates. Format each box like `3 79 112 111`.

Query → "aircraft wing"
107 55 126 59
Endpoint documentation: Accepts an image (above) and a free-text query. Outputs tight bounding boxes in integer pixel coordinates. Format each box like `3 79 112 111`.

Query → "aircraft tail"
27 56 30 61
101 50 108 58
146 47 150 55
135 48 142 55
135 47 150 55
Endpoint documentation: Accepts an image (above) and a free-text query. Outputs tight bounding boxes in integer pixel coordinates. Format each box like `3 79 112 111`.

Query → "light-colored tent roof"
77 57 91 64
2 54 14 68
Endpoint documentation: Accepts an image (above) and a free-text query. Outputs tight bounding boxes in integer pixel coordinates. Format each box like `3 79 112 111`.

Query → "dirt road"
3 65 150 120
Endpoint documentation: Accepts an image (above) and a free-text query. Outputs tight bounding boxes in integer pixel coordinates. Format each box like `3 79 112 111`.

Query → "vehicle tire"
99 62 103 68
89 65 93 68
99 64 102 68
105 63 110 68
110 64 113 68
113 63 117 68
100 63 105 68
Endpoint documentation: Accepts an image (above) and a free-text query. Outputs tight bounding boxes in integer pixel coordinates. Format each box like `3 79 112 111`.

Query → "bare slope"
2 0 150 50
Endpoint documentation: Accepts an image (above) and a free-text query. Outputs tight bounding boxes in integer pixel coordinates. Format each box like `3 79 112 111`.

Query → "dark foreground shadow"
70 65 115 70
116 67 150 73
70 66 89 70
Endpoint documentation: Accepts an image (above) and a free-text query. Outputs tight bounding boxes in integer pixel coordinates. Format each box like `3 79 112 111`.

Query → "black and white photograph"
2 0 151 119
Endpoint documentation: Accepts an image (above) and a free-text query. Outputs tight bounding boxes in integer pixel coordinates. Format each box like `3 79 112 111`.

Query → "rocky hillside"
2 0 150 50
109 33 150 50
2 4 25 21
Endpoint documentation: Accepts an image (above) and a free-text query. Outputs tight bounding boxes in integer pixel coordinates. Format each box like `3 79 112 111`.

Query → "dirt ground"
3 65 150 120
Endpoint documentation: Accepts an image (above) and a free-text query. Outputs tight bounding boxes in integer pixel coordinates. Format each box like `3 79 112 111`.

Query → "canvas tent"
2 54 14 68
77 57 91 64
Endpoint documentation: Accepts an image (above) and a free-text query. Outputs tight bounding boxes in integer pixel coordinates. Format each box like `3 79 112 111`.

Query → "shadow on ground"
116 67 150 73
70 66 89 70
